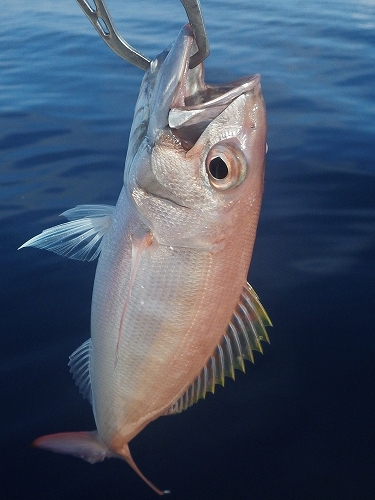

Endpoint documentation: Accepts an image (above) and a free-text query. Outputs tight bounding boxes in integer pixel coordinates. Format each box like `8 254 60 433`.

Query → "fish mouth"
169 75 261 150
129 25 262 209
127 24 261 160
167 25 261 150
145 24 260 150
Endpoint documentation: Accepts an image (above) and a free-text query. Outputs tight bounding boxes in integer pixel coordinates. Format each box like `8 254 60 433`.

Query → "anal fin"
68 339 93 404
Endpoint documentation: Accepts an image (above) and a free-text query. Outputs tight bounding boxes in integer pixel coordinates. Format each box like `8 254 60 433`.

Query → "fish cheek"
152 141 203 206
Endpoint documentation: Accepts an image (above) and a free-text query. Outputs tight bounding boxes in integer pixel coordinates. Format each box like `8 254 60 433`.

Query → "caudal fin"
120 443 170 496
33 431 169 495
33 431 115 464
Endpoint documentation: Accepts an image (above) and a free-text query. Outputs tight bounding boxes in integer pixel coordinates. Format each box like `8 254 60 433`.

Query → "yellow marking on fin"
165 282 271 415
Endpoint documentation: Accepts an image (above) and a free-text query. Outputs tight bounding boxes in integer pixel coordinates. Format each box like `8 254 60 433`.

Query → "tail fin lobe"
120 443 168 495
33 431 169 495
33 431 114 464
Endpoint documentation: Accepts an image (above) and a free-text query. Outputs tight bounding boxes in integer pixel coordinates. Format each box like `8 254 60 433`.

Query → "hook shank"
75 0 209 70
76 0 151 70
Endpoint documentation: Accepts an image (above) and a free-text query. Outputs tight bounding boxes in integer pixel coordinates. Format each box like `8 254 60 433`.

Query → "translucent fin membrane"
69 339 93 404
165 283 271 415
19 205 114 261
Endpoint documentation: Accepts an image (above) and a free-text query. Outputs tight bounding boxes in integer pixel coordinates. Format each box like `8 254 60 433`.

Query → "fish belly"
90 189 256 452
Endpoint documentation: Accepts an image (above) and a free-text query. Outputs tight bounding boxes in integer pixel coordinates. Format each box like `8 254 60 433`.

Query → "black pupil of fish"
209 157 229 179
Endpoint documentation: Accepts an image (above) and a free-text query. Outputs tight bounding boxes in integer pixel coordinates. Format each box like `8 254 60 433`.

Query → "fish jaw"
131 82 266 252
124 23 266 251
124 24 197 176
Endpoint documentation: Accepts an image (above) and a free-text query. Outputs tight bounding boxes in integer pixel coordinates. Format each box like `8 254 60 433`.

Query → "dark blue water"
1 0 374 498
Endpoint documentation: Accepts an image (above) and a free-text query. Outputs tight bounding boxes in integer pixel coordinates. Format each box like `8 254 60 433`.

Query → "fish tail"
33 430 115 464
33 431 169 495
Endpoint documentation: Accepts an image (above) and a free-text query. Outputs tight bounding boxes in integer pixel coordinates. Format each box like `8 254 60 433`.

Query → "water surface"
1 0 374 498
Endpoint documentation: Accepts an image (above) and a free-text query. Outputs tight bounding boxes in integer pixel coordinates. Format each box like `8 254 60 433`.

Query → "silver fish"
20 22 270 496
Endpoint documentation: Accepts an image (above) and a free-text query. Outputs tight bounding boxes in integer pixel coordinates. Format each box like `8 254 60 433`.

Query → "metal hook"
180 0 209 68
76 0 210 70
76 0 150 70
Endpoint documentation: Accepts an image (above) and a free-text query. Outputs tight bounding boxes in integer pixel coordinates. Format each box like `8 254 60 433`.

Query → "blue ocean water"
1 0 374 498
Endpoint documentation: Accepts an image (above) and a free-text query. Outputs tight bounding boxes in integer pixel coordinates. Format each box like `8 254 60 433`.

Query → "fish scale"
20 20 269 496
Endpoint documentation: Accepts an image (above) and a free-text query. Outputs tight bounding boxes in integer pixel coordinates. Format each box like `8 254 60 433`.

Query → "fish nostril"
209 157 228 179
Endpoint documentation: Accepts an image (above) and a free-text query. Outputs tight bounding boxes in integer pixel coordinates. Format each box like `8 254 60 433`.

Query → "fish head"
127 24 267 251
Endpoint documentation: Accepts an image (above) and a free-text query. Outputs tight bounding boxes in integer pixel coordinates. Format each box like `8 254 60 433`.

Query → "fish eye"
206 141 247 190
208 157 229 180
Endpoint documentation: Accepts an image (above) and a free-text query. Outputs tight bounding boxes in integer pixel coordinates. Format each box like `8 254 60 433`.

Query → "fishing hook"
180 0 210 68
75 0 210 70
76 0 150 70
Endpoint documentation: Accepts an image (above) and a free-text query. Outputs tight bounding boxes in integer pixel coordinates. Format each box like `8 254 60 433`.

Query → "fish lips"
169 73 261 150
163 25 261 150
149 24 260 149
146 24 194 141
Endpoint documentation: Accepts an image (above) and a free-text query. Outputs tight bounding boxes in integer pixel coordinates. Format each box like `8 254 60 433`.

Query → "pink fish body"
21 24 270 495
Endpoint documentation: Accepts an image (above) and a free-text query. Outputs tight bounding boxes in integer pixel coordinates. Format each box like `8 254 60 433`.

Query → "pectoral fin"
165 283 271 415
19 204 115 261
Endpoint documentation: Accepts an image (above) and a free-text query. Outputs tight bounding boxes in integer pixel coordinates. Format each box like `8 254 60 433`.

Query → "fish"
20 23 270 495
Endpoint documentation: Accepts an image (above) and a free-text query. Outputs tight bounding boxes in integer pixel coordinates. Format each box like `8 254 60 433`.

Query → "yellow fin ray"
165 282 271 415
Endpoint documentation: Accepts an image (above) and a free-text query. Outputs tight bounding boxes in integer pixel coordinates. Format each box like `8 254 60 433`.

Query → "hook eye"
76 0 151 70
76 0 210 71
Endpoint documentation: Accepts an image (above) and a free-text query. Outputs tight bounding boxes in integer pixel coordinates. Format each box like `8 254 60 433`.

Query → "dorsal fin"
18 204 115 261
68 339 93 404
165 283 271 415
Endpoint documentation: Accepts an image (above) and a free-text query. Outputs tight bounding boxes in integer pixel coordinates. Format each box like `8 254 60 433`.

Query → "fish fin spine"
69 338 93 404
165 282 271 415
18 204 115 261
